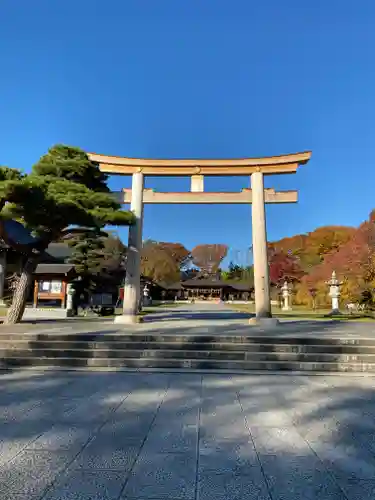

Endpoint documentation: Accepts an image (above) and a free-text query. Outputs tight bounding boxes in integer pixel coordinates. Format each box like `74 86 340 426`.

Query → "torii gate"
89 151 311 324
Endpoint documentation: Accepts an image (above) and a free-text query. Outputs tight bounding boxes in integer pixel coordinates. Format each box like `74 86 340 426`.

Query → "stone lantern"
326 271 343 315
142 284 151 307
281 281 292 311
66 283 75 316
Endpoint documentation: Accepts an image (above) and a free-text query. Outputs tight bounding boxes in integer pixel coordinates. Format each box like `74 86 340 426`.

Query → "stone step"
2 347 375 363
1 333 375 346
1 356 375 372
2 340 375 354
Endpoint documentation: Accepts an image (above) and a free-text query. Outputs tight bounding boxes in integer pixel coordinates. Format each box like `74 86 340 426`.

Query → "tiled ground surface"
141 303 375 337
1 372 375 499
3 303 375 338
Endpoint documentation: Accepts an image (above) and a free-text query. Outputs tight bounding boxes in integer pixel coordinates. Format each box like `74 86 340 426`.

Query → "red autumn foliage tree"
269 226 356 271
298 214 375 304
191 244 228 274
306 221 374 285
268 249 304 286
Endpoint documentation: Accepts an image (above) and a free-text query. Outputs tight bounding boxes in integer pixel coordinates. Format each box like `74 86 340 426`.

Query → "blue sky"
1 0 374 266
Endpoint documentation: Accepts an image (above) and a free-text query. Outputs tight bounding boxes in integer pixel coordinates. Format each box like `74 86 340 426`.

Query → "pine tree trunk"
4 257 38 324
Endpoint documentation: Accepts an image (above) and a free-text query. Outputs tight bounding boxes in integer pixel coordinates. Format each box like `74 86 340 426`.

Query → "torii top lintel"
88 151 311 176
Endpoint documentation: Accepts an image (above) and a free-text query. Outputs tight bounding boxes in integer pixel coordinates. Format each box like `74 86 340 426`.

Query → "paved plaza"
1 369 375 499
4 302 375 338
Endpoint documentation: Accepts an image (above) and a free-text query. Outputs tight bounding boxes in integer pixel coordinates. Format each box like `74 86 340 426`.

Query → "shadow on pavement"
1 371 375 498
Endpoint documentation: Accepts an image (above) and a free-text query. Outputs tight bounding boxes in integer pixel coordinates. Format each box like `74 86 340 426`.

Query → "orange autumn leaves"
270 214 375 305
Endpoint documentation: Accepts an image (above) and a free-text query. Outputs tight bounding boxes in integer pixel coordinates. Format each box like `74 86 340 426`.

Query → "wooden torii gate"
89 151 311 324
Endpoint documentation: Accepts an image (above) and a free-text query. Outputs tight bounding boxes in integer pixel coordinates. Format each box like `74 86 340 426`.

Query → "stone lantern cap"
326 271 343 299
326 271 343 286
281 281 291 295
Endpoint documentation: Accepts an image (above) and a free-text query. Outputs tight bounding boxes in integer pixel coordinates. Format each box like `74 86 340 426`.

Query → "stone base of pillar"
326 309 341 317
114 314 143 325
249 317 279 327
282 306 292 311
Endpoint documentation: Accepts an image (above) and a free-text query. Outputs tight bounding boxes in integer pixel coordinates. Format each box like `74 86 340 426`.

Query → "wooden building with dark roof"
167 276 253 301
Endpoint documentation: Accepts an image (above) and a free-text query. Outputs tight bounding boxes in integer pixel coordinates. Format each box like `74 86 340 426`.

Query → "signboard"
51 281 63 294
38 280 63 294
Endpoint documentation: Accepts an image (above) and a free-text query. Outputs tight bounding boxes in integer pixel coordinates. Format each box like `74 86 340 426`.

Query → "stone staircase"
1 331 375 372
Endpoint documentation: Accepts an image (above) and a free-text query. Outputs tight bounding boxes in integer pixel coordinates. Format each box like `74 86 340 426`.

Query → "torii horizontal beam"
89 151 311 176
121 188 298 204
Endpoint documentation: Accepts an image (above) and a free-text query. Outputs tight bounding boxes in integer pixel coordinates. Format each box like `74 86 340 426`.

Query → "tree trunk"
4 257 38 324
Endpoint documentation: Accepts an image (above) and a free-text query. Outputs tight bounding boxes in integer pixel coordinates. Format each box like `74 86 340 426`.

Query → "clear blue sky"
1 0 374 266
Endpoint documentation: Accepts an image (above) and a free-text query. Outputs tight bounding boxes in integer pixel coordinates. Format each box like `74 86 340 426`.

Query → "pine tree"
0 145 133 323
68 232 127 292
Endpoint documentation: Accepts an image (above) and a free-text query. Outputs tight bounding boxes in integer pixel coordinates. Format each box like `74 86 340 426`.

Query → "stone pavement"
1 371 375 499
3 302 375 338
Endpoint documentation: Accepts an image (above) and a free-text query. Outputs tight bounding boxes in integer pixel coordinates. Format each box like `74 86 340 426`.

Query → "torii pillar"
251 170 271 319
114 171 144 324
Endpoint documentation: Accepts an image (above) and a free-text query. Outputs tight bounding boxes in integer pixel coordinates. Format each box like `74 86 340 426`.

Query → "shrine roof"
43 243 72 263
169 279 253 291
34 264 75 276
